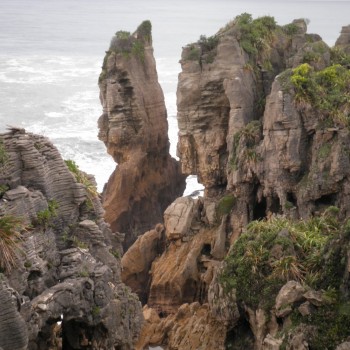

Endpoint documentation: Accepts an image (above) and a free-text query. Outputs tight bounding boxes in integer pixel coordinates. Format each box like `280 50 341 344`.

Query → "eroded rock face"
98 22 185 249
335 25 350 54
132 18 350 350
135 304 227 350
0 130 142 349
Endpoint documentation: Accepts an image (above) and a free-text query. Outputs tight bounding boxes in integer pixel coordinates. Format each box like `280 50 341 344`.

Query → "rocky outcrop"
335 25 350 54
98 21 185 249
0 129 142 349
130 16 350 350
135 303 228 350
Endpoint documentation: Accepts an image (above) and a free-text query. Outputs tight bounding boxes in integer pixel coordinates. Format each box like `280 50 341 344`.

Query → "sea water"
0 0 349 193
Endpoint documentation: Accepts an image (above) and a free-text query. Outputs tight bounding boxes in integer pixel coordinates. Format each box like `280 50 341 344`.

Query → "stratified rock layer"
0 129 142 350
98 22 185 249
131 17 350 350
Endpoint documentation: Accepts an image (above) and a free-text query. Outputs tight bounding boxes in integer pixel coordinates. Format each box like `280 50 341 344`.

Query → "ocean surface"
0 0 349 193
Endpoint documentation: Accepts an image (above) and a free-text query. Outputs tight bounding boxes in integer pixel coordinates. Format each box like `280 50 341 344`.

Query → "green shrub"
0 215 24 272
65 159 98 199
198 34 219 52
136 20 152 43
0 184 9 198
36 200 58 228
230 120 261 170
235 13 277 60
220 209 342 310
282 23 299 36
217 195 236 217
330 47 350 66
289 63 350 126
184 45 201 61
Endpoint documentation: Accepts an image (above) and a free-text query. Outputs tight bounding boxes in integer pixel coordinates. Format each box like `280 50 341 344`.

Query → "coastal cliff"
0 129 142 349
123 16 350 349
98 21 185 249
2 15 350 350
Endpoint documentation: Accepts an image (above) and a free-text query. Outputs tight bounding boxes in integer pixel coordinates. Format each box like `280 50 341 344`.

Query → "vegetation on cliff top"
109 20 152 60
287 63 350 126
99 20 152 83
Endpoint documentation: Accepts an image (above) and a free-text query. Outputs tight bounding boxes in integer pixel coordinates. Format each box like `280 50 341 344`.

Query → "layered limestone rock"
130 16 350 350
0 129 142 349
335 25 350 54
98 21 185 249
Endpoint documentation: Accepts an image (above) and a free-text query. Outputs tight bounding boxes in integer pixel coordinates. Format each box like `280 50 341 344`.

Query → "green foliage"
0 215 24 272
318 143 332 159
198 34 219 52
185 45 200 61
111 250 120 259
235 13 277 60
302 41 328 65
131 40 145 61
296 301 350 349
109 24 147 61
136 20 152 43
0 184 9 198
230 120 261 170
115 30 130 40
282 23 299 36
36 200 58 228
65 159 98 199
217 195 236 217
92 305 101 317
220 209 343 310
72 236 88 249
183 34 219 63
290 63 350 126
330 47 350 66
0 140 8 167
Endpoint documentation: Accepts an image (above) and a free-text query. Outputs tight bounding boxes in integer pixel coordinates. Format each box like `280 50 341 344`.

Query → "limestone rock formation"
335 25 350 54
129 15 350 350
135 303 227 350
98 21 185 249
0 129 142 349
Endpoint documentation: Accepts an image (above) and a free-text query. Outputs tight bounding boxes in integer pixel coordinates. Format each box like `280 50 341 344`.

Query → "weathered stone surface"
335 25 350 54
275 281 306 311
121 224 164 303
303 290 324 306
164 196 195 240
207 264 239 323
98 22 185 249
298 301 312 317
136 303 227 350
0 130 142 349
336 341 350 350
262 334 283 350
0 282 28 350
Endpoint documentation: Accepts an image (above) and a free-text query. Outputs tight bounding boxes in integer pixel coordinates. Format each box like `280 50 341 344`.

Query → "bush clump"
234 13 277 60
65 159 98 201
36 200 58 228
0 215 25 272
109 20 152 62
289 63 350 126
220 208 343 310
0 140 8 167
217 195 236 217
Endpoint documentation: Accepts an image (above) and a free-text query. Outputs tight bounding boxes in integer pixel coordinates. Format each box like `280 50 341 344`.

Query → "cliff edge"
125 15 350 350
